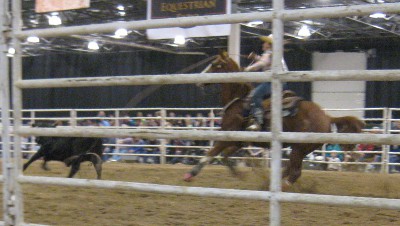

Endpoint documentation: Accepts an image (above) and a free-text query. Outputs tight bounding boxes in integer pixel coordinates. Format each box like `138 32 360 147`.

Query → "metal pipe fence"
1 107 399 171
1 1 400 226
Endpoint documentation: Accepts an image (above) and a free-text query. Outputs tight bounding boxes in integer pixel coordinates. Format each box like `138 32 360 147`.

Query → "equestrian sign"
35 0 90 13
147 0 231 39
150 0 228 18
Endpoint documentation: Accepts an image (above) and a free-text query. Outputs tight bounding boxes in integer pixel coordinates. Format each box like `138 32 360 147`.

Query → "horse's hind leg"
285 150 305 185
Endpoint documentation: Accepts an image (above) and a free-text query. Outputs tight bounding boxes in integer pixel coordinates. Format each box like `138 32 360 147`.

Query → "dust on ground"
6 161 400 226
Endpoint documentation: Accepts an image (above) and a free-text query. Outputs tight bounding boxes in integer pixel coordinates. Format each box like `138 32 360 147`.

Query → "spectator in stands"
146 139 160 164
146 113 159 127
389 122 400 173
327 152 342 171
389 145 400 173
167 139 185 164
96 111 111 127
194 113 207 128
101 137 116 162
154 111 162 126
167 112 177 126
357 127 383 171
325 143 344 161
184 114 194 128
135 111 146 127
120 112 136 127
132 137 148 163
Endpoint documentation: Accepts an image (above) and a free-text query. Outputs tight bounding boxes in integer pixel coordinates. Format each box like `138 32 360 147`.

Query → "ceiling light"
298 25 311 37
27 36 40 43
114 28 128 38
47 13 62 25
117 5 125 11
87 41 99 50
369 12 386 19
7 47 15 57
246 20 263 27
300 20 313 25
174 35 186 45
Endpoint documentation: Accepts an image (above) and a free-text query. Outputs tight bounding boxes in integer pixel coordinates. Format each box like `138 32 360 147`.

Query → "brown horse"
184 51 365 185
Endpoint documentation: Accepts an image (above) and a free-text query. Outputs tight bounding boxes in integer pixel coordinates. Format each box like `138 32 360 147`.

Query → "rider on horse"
244 35 288 131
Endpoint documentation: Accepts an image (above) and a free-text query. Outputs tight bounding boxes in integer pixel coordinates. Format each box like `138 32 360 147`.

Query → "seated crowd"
77 111 222 165
21 111 399 173
306 123 400 173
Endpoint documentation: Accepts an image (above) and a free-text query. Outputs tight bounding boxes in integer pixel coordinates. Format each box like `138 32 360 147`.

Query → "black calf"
23 125 104 179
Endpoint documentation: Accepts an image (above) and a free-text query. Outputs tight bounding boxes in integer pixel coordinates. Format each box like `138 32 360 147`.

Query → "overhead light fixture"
7 47 15 57
27 36 40 43
174 35 186 45
246 20 263 27
113 28 128 38
117 5 125 11
298 25 311 37
47 12 62 25
88 41 99 50
369 12 386 19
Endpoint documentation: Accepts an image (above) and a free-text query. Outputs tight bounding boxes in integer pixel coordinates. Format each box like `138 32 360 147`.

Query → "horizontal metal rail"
16 127 400 145
17 176 400 210
13 3 400 39
14 70 400 89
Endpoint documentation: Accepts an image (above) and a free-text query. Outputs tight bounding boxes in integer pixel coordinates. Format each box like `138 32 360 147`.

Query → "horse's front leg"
184 142 228 182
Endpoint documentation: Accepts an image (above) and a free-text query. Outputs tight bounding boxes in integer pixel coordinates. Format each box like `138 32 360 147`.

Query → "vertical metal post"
160 109 167 164
228 0 240 64
270 0 285 225
114 109 120 127
70 109 77 127
382 107 390 173
1 1 14 224
11 0 25 224
209 110 215 147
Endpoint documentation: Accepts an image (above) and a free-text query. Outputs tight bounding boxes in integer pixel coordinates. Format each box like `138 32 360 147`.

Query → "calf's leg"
68 161 81 178
23 150 44 171
82 153 103 179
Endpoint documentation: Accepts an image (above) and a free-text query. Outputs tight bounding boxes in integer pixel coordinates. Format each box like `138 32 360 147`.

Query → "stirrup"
246 121 261 131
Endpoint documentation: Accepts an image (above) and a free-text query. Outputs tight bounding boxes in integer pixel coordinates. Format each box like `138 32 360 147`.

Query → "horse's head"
199 50 252 104
202 50 241 74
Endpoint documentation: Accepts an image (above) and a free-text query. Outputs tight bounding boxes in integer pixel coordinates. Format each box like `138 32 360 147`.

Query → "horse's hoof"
282 179 292 191
183 173 193 182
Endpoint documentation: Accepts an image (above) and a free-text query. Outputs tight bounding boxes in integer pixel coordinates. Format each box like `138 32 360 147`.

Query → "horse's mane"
211 52 253 104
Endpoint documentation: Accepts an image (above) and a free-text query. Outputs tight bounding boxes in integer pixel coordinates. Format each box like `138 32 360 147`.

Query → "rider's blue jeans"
251 82 288 109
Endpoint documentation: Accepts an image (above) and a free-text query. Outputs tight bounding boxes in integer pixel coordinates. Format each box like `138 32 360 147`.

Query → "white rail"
2 1 400 226
18 176 400 210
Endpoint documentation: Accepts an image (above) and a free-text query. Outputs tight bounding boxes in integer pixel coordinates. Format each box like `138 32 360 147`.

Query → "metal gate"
1 1 400 225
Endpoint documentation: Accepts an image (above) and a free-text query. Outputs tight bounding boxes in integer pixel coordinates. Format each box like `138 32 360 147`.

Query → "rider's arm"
244 53 271 72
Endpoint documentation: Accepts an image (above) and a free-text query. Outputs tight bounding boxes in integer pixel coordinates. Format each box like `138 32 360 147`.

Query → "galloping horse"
184 51 365 186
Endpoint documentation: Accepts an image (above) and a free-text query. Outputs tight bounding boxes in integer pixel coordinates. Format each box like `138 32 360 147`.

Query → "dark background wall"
21 42 399 112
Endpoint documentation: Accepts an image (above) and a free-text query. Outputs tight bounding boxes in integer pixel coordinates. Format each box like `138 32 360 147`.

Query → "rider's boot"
246 107 263 131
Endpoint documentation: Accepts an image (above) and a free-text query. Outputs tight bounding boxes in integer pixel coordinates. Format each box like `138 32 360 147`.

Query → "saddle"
262 90 304 120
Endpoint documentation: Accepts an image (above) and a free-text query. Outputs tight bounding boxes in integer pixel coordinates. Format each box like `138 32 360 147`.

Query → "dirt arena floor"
4 161 400 226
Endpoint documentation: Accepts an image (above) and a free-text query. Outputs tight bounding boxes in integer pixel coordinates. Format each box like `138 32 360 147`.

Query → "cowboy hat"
259 35 273 44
